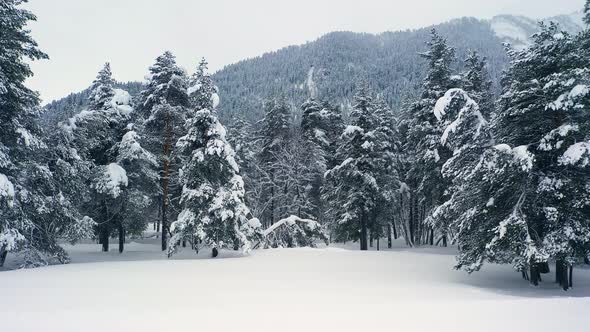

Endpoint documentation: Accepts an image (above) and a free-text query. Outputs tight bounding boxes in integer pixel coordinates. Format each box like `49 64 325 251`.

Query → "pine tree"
461 51 494 118
61 63 148 253
88 63 115 110
452 23 590 289
169 109 261 257
257 97 292 227
427 88 491 250
325 83 395 250
188 58 219 111
584 0 590 26
299 98 329 221
400 29 457 246
111 130 159 253
138 51 190 250
1 0 93 267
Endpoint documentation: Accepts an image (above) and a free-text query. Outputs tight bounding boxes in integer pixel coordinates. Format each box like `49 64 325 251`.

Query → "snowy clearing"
1 240 589 332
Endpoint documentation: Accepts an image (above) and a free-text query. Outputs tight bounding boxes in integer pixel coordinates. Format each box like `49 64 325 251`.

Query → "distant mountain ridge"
41 12 587 126
490 11 584 50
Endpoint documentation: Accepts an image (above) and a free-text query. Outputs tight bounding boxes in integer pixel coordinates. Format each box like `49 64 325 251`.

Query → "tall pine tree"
139 51 190 250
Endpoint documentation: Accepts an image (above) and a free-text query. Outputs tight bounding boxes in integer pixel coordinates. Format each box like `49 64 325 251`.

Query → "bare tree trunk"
556 260 569 290
360 210 368 251
118 222 125 253
100 225 109 252
0 247 7 267
270 182 275 227
161 114 173 251
212 247 219 258
387 223 393 249
530 263 540 286
409 192 417 246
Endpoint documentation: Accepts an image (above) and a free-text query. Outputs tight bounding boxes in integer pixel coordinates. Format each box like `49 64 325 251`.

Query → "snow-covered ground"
1 239 589 332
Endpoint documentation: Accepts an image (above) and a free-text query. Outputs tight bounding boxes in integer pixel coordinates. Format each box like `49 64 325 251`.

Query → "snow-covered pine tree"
453 23 590 289
584 0 590 25
138 51 190 250
110 130 159 252
427 88 491 250
169 108 261 257
371 97 401 249
299 98 329 220
61 63 145 252
0 0 93 267
188 58 219 111
325 82 393 250
461 51 494 119
400 29 457 246
88 63 116 110
257 97 292 227
319 101 345 170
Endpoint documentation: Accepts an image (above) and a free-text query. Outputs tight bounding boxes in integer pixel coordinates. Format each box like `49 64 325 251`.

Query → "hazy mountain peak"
490 11 585 50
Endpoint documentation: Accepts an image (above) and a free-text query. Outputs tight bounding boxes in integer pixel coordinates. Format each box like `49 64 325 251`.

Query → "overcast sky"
23 0 585 103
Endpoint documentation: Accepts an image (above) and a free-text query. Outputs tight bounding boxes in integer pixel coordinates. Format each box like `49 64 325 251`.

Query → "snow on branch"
262 215 329 248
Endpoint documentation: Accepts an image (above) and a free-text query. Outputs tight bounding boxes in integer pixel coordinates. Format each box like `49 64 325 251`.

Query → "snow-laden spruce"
0 0 95 267
325 83 399 250
58 63 157 253
169 108 262 257
440 23 590 289
138 51 191 251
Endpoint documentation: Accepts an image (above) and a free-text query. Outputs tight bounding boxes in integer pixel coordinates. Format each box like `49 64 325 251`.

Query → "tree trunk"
387 223 393 249
100 225 109 252
118 222 125 253
161 110 173 251
0 248 7 267
360 210 368 251
530 263 540 286
555 260 569 291
212 247 219 258
376 238 380 251
270 183 275 227
429 229 434 246
569 265 573 288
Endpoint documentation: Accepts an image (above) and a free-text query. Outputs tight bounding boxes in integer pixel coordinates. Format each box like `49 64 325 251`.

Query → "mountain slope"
213 17 508 121
41 12 587 126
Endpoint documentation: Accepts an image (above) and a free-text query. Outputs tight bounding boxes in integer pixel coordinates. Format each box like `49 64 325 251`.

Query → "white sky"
23 0 585 103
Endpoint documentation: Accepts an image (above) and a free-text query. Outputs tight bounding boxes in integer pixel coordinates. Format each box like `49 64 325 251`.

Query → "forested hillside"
42 13 584 125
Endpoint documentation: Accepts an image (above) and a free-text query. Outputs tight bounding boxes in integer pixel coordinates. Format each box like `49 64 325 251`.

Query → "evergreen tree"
110 130 159 252
188 58 219 111
257 97 292 227
461 51 494 118
452 23 590 289
585 0 590 25
138 51 190 250
169 109 261 257
400 29 457 246
0 0 93 267
325 83 395 250
88 63 115 110
427 88 491 249
61 63 152 253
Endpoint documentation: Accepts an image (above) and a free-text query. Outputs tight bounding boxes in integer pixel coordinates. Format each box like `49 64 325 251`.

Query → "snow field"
1 240 589 332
